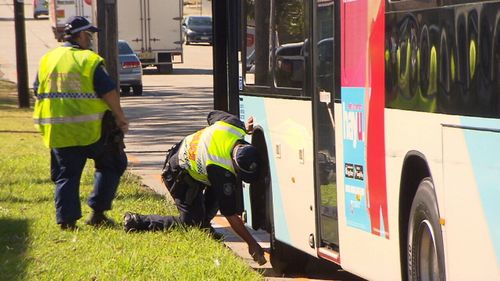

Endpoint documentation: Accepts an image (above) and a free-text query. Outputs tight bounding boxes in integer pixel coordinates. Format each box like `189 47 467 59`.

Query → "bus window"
273 0 306 89
245 0 271 86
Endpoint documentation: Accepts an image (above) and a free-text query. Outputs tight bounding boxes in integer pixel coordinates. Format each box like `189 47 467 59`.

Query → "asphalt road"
0 1 364 280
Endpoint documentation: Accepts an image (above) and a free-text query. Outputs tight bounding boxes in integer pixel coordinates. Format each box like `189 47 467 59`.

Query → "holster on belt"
161 143 203 205
101 110 125 154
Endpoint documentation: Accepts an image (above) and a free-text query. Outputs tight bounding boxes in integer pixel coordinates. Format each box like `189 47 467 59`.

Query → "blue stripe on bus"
460 116 500 267
240 95 291 243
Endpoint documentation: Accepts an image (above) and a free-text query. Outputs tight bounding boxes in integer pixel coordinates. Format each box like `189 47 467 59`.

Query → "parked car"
33 0 48 19
182 16 212 45
118 40 143 96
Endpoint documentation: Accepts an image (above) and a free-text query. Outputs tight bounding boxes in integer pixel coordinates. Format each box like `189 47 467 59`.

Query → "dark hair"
63 32 80 42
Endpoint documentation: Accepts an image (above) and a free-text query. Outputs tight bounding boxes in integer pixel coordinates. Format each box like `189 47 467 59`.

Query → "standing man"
123 110 267 265
33 16 129 230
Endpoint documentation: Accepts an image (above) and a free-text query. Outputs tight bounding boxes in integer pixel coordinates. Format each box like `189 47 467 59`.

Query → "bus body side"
239 0 500 280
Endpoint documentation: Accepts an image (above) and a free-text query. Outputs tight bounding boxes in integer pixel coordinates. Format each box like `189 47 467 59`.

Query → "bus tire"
407 177 446 281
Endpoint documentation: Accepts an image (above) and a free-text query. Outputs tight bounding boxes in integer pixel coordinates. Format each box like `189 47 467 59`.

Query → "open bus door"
313 0 339 252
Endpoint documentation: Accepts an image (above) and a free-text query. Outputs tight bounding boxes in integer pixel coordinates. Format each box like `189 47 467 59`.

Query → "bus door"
313 0 339 249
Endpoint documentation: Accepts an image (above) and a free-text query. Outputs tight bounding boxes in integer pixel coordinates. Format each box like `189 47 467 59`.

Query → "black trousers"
133 144 219 231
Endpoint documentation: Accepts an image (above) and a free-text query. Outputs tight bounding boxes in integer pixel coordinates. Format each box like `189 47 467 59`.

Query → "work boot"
85 211 115 227
123 212 143 232
205 226 225 241
60 221 77 231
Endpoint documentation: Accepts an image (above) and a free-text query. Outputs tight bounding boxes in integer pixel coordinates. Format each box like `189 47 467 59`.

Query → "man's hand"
115 116 129 134
225 214 267 265
245 116 254 134
248 242 267 265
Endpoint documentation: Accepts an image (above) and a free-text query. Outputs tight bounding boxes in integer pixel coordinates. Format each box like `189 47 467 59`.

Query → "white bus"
234 0 500 280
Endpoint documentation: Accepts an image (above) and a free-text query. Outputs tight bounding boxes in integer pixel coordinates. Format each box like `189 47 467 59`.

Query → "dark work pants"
50 137 128 224
135 177 219 231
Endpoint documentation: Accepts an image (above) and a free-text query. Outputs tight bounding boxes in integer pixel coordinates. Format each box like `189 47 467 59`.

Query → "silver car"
118 40 143 96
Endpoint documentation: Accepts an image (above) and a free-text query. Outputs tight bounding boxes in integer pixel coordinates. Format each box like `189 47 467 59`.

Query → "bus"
233 0 500 280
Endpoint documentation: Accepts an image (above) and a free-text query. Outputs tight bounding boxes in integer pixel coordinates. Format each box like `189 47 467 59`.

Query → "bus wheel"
270 225 309 275
407 177 446 281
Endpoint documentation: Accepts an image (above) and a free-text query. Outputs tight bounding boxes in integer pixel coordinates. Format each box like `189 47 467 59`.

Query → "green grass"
0 84 262 281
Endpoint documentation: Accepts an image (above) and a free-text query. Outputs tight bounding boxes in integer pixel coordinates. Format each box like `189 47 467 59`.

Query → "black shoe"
85 211 115 227
206 226 224 241
60 221 77 231
123 212 142 232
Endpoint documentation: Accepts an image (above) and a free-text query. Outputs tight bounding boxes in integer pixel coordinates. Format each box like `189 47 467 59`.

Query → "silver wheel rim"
417 220 441 281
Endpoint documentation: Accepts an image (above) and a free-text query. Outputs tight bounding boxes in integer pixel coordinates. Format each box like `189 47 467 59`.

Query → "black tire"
407 177 446 281
120 86 131 96
132 85 143 96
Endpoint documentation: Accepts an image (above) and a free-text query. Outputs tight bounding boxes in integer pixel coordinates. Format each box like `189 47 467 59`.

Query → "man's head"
63 16 99 49
233 143 261 183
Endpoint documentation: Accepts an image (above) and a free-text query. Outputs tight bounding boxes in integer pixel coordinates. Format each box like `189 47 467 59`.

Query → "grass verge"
0 84 262 280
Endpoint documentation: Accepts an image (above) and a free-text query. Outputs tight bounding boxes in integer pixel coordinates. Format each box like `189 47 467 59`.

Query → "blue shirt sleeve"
207 164 239 217
93 63 116 97
33 73 39 95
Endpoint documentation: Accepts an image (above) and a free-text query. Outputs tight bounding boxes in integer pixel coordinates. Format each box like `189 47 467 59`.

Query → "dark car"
182 16 212 45
118 40 143 96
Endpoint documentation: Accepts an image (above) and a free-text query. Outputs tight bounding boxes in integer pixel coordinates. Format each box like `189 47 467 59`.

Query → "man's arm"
207 110 254 134
102 89 129 133
93 64 129 133
225 214 267 265
206 165 267 265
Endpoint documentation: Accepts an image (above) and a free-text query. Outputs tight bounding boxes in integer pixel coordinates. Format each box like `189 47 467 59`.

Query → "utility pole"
94 0 119 90
212 0 239 114
13 0 30 108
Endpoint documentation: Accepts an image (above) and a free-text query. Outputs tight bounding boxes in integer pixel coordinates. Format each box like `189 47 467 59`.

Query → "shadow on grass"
0 218 29 281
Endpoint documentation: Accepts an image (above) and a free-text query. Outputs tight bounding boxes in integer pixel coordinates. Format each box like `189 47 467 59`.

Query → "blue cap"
234 144 260 183
64 16 99 35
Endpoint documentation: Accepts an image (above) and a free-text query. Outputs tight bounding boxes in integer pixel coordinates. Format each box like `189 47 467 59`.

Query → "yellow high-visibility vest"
33 46 109 148
178 121 246 185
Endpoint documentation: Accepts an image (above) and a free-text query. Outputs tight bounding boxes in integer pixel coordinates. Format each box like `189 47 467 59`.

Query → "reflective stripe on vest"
33 46 109 148
178 121 246 185
35 112 104 125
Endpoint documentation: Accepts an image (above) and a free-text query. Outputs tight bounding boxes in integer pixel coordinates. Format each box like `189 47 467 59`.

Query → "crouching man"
123 110 266 265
